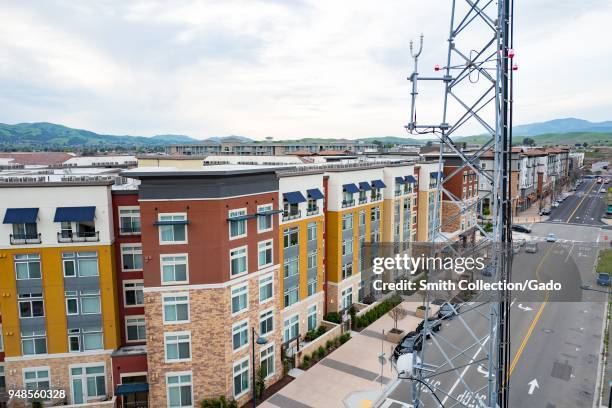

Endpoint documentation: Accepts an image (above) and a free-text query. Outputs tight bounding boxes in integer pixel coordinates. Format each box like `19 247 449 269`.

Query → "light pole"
251 327 267 408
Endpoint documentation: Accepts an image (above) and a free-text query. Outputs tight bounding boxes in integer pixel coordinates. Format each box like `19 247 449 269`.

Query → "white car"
551 201 560 208
546 233 557 242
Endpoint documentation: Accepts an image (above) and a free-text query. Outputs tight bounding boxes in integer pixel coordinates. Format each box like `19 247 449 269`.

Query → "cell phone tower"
404 0 514 407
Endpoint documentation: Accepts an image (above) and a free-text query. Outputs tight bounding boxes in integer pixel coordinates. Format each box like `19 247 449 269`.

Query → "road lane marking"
565 181 596 223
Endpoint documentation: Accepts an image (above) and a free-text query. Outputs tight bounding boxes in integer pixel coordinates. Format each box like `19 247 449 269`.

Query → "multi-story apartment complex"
166 140 378 156
415 162 444 242
0 178 121 407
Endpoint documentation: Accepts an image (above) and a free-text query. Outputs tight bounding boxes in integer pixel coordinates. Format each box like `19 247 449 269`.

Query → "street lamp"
252 327 267 408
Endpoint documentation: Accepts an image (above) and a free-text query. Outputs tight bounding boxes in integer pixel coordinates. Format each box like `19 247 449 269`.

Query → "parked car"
515 238 526 247
546 233 557 242
511 224 531 233
596 273 611 286
552 201 560 208
416 319 442 338
437 302 461 320
512 243 521 254
393 331 423 360
525 241 538 253
540 207 551 215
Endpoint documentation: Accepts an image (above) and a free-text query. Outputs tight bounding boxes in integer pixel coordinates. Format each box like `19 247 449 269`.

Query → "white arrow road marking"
477 365 494 378
527 379 539 395
518 304 533 312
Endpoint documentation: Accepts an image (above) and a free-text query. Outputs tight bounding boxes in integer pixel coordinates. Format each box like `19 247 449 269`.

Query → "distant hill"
457 131 612 146
205 135 253 143
358 136 428 145
512 118 612 136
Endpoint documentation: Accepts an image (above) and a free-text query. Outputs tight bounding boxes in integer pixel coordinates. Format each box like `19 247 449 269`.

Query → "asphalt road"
546 179 607 226
383 195 609 407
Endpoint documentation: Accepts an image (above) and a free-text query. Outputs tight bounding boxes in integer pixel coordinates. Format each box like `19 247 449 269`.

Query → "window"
283 315 299 342
371 207 381 222
62 252 99 277
230 247 247 277
121 245 143 271
66 291 79 315
307 305 317 331
283 227 299 248
283 257 299 278
258 240 273 268
307 222 317 241
124 281 144 307
23 368 50 401
68 328 103 352
12 223 38 240
163 294 189 324
232 320 249 351
260 344 275 379
159 214 187 244
70 365 106 405
342 213 353 230
284 287 298 307
342 287 353 310
167 372 193 408
283 200 299 219
307 278 317 296
119 207 141 234
342 239 353 256
126 317 146 342
229 209 247 239
307 197 318 214
342 190 354 205
307 252 317 269
18 293 44 318
161 255 189 284
231 284 248 314
260 309 274 336
233 358 250 397
22 330 47 355
81 290 101 314
257 204 273 232
165 332 191 362
259 275 273 303
15 254 41 280
342 263 353 279
359 210 366 226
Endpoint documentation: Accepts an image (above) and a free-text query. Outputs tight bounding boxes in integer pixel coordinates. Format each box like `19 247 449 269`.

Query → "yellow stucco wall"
0 245 119 357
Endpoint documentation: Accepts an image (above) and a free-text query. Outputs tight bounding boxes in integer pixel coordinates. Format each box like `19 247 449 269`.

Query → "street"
382 179 610 408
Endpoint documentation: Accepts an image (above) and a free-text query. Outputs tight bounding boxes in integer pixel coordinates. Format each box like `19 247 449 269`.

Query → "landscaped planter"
384 328 405 343
415 306 427 318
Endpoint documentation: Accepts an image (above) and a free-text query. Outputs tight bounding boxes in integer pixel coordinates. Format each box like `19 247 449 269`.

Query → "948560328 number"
8 389 66 400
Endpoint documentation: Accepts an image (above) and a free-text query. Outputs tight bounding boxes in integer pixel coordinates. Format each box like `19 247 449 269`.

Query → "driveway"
260 302 426 408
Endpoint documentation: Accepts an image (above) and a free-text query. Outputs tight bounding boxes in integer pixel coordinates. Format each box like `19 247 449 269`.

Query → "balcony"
306 207 319 216
57 231 100 243
370 194 382 201
10 233 42 245
342 200 355 208
282 210 302 221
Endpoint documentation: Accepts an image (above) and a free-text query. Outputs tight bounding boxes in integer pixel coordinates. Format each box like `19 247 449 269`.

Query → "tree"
522 137 535 146
389 305 408 330
583 142 589 147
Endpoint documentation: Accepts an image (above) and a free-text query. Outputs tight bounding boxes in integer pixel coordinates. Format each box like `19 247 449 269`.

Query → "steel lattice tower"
404 0 513 406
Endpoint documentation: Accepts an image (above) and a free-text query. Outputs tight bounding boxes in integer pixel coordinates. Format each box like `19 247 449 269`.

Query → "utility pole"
405 0 514 406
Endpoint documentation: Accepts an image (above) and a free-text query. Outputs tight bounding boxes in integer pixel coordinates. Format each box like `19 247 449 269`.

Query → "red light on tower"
508 49 515 58
434 64 441 71
512 63 518 71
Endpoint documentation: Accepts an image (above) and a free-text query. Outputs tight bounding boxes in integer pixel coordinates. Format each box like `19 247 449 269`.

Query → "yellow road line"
565 181 596 223
506 245 553 380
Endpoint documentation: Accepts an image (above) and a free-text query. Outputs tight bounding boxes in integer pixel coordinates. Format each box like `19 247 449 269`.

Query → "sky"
0 0 611 140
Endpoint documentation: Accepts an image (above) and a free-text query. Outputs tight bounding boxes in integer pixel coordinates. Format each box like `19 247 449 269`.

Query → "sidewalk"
513 202 549 224
260 302 428 408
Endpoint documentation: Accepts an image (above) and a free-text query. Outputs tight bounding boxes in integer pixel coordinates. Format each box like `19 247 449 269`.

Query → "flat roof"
122 165 293 178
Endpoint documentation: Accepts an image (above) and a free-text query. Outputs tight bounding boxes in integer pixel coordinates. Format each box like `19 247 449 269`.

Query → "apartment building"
123 167 284 407
415 162 444 242
0 178 120 407
277 170 326 348
166 140 378 156
381 165 417 245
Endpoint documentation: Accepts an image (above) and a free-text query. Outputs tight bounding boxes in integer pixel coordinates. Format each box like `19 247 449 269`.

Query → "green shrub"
326 339 333 350
325 312 341 323
317 346 325 359
303 354 310 364
339 333 351 344
300 359 310 369
200 396 238 408
304 330 317 341
316 325 327 336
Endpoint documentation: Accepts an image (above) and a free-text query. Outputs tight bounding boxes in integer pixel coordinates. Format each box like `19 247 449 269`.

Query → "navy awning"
306 188 324 200
53 206 96 222
283 191 307 204
116 382 149 395
430 172 443 179
226 214 255 222
358 182 372 191
405 175 417 184
372 179 386 188
257 209 283 216
342 183 359 194
155 220 190 225
395 177 406 185
3 208 39 224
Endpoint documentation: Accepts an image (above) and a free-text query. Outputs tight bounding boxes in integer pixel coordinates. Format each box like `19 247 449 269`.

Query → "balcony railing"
10 233 42 245
282 210 302 221
342 200 355 208
306 207 319 216
120 226 141 235
370 194 382 201
57 231 100 243
358 197 368 204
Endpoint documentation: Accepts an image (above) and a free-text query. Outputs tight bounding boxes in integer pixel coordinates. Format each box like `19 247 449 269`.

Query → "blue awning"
53 206 96 222
405 175 417 184
306 188 324 200
3 208 39 224
226 214 255 222
372 179 386 188
257 209 283 216
430 172 443 179
116 383 149 395
283 191 307 204
342 183 359 194
358 182 372 191
395 177 406 185
155 220 190 225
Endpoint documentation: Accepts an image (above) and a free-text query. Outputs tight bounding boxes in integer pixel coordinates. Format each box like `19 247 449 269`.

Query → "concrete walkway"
260 302 428 408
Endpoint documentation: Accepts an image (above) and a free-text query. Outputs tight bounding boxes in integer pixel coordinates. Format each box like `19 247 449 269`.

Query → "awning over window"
115 382 149 395
53 206 96 222
372 179 386 188
395 177 406 185
405 175 417 184
155 219 190 225
3 208 39 224
342 183 359 194
306 188 324 200
257 209 283 216
283 191 307 204
430 172 443 179
358 182 372 191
